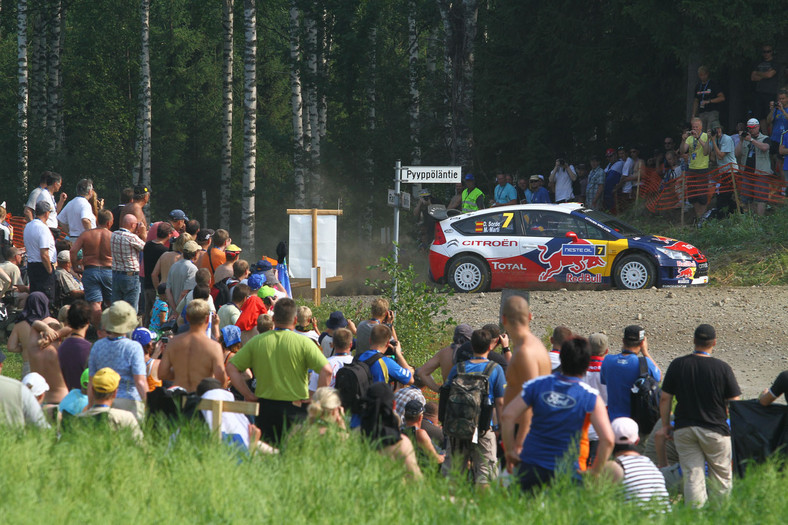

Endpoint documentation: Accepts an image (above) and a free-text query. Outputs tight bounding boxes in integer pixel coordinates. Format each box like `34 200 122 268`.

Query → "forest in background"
0 0 786 258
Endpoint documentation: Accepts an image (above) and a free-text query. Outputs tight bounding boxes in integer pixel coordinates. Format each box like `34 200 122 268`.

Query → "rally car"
428 203 708 292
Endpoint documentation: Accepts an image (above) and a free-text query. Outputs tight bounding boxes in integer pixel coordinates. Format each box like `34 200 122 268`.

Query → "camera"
385 339 399 356
557 158 565 165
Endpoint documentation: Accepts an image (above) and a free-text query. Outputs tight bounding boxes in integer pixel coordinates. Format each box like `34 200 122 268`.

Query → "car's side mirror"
565 231 579 242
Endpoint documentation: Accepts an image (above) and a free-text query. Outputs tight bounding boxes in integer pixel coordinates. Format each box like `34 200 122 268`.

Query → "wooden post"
730 164 742 214
680 175 686 227
194 398 260 442
313 266 321 305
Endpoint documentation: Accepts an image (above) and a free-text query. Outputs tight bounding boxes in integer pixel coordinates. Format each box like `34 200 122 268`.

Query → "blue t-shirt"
600 352 660 421
781 131 788 171
771 109 788 142
531 187 551 203
494 183 517 205
520 374 599 471
444 359 506 405
88 336 146 401
356 350 413 385
604 160 624 206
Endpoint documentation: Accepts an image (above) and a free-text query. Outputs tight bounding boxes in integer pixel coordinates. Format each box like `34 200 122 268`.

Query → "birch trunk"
408 2 420 165
241 0 257 254
362 25 376 241
131 0 152 222
290 2 305 208
18 0 29 197
46 0 62 156
219 0 234 230
55 1 65 150
305 5 321 208
318 8 328 142
30 10 46 131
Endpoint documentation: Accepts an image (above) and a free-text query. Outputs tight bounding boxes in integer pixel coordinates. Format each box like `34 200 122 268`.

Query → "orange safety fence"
4 214 67 251
642 163 786 213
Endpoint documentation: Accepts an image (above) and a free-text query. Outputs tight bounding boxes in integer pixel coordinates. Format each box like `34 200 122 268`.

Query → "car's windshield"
582 209 643 237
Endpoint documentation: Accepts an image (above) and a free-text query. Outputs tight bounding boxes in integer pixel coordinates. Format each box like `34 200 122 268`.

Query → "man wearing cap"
212 243 242 286
604 417 669 509
394 372 427 423
80 367 143 442
197 228 231 287
309 327 354 393
54 250 84 308
58 178 96 241
522 175 550 204
22 372 50 405
71 209 113 326
111 214 146 311
58 368 90 416
24 200 57 302
490 173 517 207
88 301 147 420
601 325 661 431
735 117 772 216
0 246 29 307
0 366 50 428
147 209 187 246
119 184 150 240
235 275 268 346
680 117 712 222
657 324 740 508
603 148 624 212
141 222 174 326
35 171 67 237
402 399 445 467
166 240 200 312
584 333 609 465
228 298 331 442
319 310 355 358
461 173 485 213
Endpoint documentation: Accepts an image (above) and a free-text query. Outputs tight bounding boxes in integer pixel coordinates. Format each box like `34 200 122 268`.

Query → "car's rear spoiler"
427 204 461 221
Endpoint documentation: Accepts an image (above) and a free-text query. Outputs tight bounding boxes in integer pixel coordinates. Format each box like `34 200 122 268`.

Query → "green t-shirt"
230 330 328 401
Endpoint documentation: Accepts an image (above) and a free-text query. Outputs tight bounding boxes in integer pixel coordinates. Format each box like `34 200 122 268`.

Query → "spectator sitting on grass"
401 399 445 467
306 386 346 434
79 367 143 443
58 368 89 417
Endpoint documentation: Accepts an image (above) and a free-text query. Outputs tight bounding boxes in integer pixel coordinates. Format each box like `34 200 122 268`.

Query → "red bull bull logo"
663 240 696 253
537 240 607 282
676 267 695 279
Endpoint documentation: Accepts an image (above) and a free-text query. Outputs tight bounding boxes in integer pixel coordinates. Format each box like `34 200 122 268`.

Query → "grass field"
1 418 787 524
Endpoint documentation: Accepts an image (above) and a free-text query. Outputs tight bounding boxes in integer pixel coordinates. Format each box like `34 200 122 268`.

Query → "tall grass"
2 420 788 524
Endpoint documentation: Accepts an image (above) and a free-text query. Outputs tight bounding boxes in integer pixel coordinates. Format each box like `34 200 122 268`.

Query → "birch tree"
290 1 305 208
438 0 477 167
408 1 420 165
17 0 29 197
133 0 152 202
362 24 376 240
46 0 63 156
30 9 46 132
304 3 320 208
241 0 257 253
219 0 234 230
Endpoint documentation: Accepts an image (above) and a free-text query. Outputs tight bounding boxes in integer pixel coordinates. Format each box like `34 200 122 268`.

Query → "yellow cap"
92 368 120 393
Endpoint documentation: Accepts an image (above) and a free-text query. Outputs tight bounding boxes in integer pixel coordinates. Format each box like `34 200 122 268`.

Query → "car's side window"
453 212 518 236
521 211 604 239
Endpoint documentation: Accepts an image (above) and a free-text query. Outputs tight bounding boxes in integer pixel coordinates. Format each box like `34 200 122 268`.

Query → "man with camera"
549 157 577 203
680 118 712 222
735 118 772 216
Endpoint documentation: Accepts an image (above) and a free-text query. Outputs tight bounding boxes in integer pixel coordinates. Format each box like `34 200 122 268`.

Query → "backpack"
439 361 496 441
630 356 661 434
211 277 231 306
335 353 384 414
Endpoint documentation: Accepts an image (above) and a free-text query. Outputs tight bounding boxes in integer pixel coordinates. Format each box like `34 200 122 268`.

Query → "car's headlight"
656 247 693 261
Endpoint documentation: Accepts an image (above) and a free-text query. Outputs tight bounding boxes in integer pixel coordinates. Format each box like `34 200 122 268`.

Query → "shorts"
82 266 112 304
686 169 710 205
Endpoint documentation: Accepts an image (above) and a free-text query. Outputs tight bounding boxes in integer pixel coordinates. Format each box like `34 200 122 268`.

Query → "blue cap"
254 259 273 272
464 173 475 181
132 327 154 346
169 209 188 221
247 273 266 290
221 325 242 347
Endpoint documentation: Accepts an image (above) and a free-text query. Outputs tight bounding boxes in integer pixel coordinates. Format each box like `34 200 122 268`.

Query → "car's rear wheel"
447 255 490 293
613 254 656 290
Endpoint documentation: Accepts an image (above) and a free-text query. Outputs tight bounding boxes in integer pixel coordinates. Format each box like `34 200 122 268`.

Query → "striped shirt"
110 228 145 272
616 454 670 509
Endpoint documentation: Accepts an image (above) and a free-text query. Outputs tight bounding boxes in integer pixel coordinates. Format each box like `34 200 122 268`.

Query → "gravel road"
442 285 788 400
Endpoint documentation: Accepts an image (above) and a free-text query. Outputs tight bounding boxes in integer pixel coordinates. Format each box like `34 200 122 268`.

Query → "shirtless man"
119 184 150 240
417 324 473 393
151 233 191 291
501 295 551 456
27 320 69 404
71 209 113 327
158 299 226 392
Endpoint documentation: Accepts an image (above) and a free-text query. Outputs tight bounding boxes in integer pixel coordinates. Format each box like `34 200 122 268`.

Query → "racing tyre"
447 255 490 293
613 254 656 290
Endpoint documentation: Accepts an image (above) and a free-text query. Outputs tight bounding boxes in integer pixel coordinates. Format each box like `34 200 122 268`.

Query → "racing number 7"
502 212 513 229
595 245 604 255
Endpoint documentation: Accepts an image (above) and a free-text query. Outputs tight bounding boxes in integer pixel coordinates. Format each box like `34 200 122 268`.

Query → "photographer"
549 156 577 203
355 297 394 355
735 118 772 216
679 118 711 223
413 189 441 247
709 124 739 219
767 89 788 181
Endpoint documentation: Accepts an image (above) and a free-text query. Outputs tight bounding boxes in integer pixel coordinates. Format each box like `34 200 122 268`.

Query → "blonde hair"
173 232 194 253
308 387 342 423
296 305 313 326
185 299 211 323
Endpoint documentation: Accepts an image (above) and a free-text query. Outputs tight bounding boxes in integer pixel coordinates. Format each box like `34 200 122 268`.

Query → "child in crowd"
294 306 320 344
133 327 161 392
150 283 169 336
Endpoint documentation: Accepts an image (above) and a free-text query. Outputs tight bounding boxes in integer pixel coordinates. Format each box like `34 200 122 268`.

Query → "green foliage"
365 252 454 365
3 420 788 523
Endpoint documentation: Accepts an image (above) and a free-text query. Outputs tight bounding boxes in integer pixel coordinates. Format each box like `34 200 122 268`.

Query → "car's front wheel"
613 254 656 290
447 255 490 293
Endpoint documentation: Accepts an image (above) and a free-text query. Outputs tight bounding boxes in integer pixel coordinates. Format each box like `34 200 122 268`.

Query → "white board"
288 215 337 279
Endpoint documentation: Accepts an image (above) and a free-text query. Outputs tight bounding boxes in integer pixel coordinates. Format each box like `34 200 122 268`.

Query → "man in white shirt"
23 201 57 302
23 172 49 222
35 172 67 236
59 179 96 241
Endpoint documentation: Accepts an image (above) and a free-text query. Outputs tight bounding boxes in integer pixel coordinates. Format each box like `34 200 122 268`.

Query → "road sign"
387 189 411 209
401 192 411 210
387 189 398 207
400 166 461 183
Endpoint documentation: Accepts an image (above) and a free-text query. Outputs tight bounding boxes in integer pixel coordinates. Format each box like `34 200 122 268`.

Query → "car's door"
451 210 521 288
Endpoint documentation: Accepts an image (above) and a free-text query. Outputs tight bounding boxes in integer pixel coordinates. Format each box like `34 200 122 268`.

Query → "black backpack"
335 353 384 414
439 360 496 441
212 277 232 307
630 356 661 434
